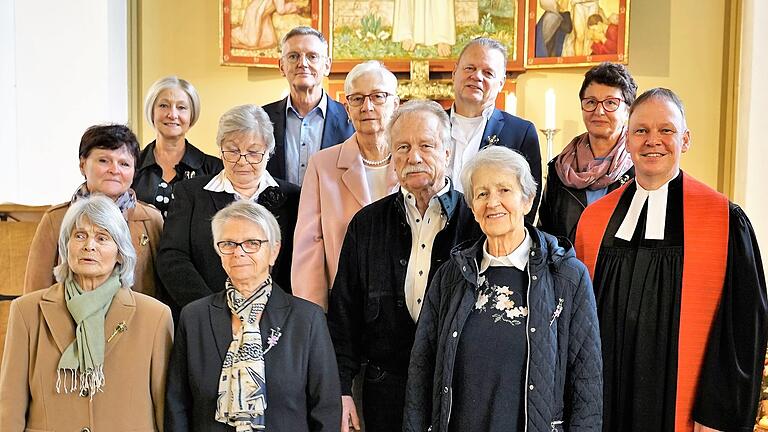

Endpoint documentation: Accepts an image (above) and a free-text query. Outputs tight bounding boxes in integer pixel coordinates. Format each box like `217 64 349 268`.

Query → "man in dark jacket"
263 26 355 185
328 100 482 432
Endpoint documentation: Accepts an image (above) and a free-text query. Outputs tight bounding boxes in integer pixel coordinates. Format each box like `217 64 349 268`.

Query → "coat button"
452 331 458 338
531 275 538 281
529 384 534 390
530 327 536 333
462 266 466 271
530 251 535 256
443 386 449 394
399 258 408 266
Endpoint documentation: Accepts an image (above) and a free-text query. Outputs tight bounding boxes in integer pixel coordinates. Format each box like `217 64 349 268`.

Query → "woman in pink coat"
292 61 400 309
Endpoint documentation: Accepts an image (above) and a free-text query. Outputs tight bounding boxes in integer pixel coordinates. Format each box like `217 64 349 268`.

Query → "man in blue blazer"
264 26 355 185
449 37 542 224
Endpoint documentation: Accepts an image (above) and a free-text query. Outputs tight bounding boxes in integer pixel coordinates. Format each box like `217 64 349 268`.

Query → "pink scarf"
554 130 633 190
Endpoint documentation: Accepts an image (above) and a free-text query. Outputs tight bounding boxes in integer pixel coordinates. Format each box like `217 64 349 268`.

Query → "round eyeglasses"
282 52 324 65
346 92 395 107
221 150 266 164
581 97 624 112
216 239 268 255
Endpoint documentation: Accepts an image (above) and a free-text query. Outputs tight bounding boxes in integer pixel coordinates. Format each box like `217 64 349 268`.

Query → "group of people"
0 24 765 432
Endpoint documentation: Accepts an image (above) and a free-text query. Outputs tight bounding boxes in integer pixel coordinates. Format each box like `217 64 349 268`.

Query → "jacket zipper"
523 259 532 432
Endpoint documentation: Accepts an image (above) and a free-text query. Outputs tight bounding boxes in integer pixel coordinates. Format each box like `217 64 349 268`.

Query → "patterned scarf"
57 272 121 397
554 129 633 190
216 278 272 431
71 182 137 219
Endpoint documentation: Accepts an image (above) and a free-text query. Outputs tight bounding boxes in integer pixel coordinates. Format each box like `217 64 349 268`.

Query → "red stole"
575 173 729 431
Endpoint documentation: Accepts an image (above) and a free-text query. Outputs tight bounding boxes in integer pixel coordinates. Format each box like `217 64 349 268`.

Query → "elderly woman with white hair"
1 196 173 432
157 104 300 314
292 60 400 309
403 146 603 432
165 200 340 432
132 76 223 218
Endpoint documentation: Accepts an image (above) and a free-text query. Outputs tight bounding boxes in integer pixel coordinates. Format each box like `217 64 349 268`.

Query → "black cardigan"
156 174 299 313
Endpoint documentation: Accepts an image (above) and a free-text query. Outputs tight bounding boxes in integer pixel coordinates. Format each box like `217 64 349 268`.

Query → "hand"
341 395 361 432
693 422 722 432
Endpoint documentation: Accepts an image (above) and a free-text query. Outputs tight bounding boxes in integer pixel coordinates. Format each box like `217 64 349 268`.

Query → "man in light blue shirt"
264 26 355 185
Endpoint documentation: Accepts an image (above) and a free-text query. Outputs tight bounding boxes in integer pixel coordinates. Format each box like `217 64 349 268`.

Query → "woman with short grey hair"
404 146 603 432
166 201 340 432
1 196 173 432
292 60 400 309
157 104 300 317
132 75 223 218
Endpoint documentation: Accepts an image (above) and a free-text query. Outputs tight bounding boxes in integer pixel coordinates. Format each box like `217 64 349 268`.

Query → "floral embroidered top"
448 235 532 432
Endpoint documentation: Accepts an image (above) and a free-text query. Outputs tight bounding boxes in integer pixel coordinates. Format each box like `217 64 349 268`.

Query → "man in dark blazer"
264 26 355 185
449 37 542 223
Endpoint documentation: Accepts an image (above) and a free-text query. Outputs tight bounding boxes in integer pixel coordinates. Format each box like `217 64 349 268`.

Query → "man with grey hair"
328 100 482 432
264 26 354 185
450 37 542 223
576 88 767 431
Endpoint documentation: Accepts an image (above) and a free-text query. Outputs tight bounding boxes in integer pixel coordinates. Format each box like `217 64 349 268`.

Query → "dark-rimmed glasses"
282 52 324 65
221 150 266 164
346 92 395 107
216 239 269 255
581 97 623 112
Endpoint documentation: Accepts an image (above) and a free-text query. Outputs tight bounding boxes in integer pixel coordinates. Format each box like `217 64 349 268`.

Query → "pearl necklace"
361 153 391 166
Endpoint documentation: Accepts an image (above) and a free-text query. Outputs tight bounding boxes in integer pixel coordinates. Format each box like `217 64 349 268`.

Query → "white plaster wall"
735 0 768 270
0 0 128 205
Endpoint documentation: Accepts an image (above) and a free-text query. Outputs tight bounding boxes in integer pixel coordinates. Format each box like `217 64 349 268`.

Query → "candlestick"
539 128 561 167
544 89 556 130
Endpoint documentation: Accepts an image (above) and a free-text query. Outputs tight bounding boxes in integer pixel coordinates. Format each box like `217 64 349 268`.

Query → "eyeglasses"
282 52 325 65
346 92 395 107
581 97 624 112
221 150 266 164
216 239 269 255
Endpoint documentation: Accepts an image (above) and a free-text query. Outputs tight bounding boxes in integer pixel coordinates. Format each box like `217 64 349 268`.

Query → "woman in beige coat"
0 196 173 432
24 124 163 298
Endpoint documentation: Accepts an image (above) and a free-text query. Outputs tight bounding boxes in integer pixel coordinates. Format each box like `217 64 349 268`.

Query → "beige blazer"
23 201 163 297
0 283 173 432
292 135 398 309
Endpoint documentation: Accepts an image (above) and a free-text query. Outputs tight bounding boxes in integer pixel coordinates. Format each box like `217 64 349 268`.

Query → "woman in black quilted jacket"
403 146 603 432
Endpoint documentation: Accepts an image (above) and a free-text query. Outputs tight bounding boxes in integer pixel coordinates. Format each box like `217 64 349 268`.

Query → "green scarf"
56 272 121 397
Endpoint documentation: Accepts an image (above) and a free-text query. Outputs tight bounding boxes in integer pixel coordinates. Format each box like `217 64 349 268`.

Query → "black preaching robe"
590 173 767 431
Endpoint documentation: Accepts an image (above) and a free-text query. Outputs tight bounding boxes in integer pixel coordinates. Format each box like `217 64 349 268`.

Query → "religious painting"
323 0 526 73
221 0 322 66
525 0 629 68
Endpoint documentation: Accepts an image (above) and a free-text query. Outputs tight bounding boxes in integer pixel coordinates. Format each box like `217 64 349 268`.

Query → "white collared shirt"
479 230 532 274
615 175 677 241
203 169 279 202
449 105 495 191
403 181 451 321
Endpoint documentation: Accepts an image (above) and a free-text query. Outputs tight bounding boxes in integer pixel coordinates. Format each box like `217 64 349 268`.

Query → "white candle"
505 93 517 116
544 88 556 130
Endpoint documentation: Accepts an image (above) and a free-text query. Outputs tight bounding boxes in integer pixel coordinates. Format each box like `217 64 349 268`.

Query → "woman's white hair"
143 76 201 129
344 60 398 96
211 201 282 251
55 196 137 288
459 146 538 205
216 104 276 156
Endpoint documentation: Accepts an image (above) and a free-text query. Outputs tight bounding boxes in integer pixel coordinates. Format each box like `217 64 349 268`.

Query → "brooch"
619 174 630 185
549 298 564 326
485 135 500 147
263 327 282 354
140 233 149 246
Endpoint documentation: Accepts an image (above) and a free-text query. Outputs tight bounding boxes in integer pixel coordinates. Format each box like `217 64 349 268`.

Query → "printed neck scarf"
554 130 633 191
71 183 137 219
216 277 272 431
57 272 121 397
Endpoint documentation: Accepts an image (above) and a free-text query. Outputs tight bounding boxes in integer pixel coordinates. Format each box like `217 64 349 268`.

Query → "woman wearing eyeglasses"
538 62 638 242
157 104 299 315
165 200 340 432
292 60 400 310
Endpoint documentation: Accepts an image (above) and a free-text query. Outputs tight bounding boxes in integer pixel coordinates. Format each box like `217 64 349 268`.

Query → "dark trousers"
362 364 407 432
